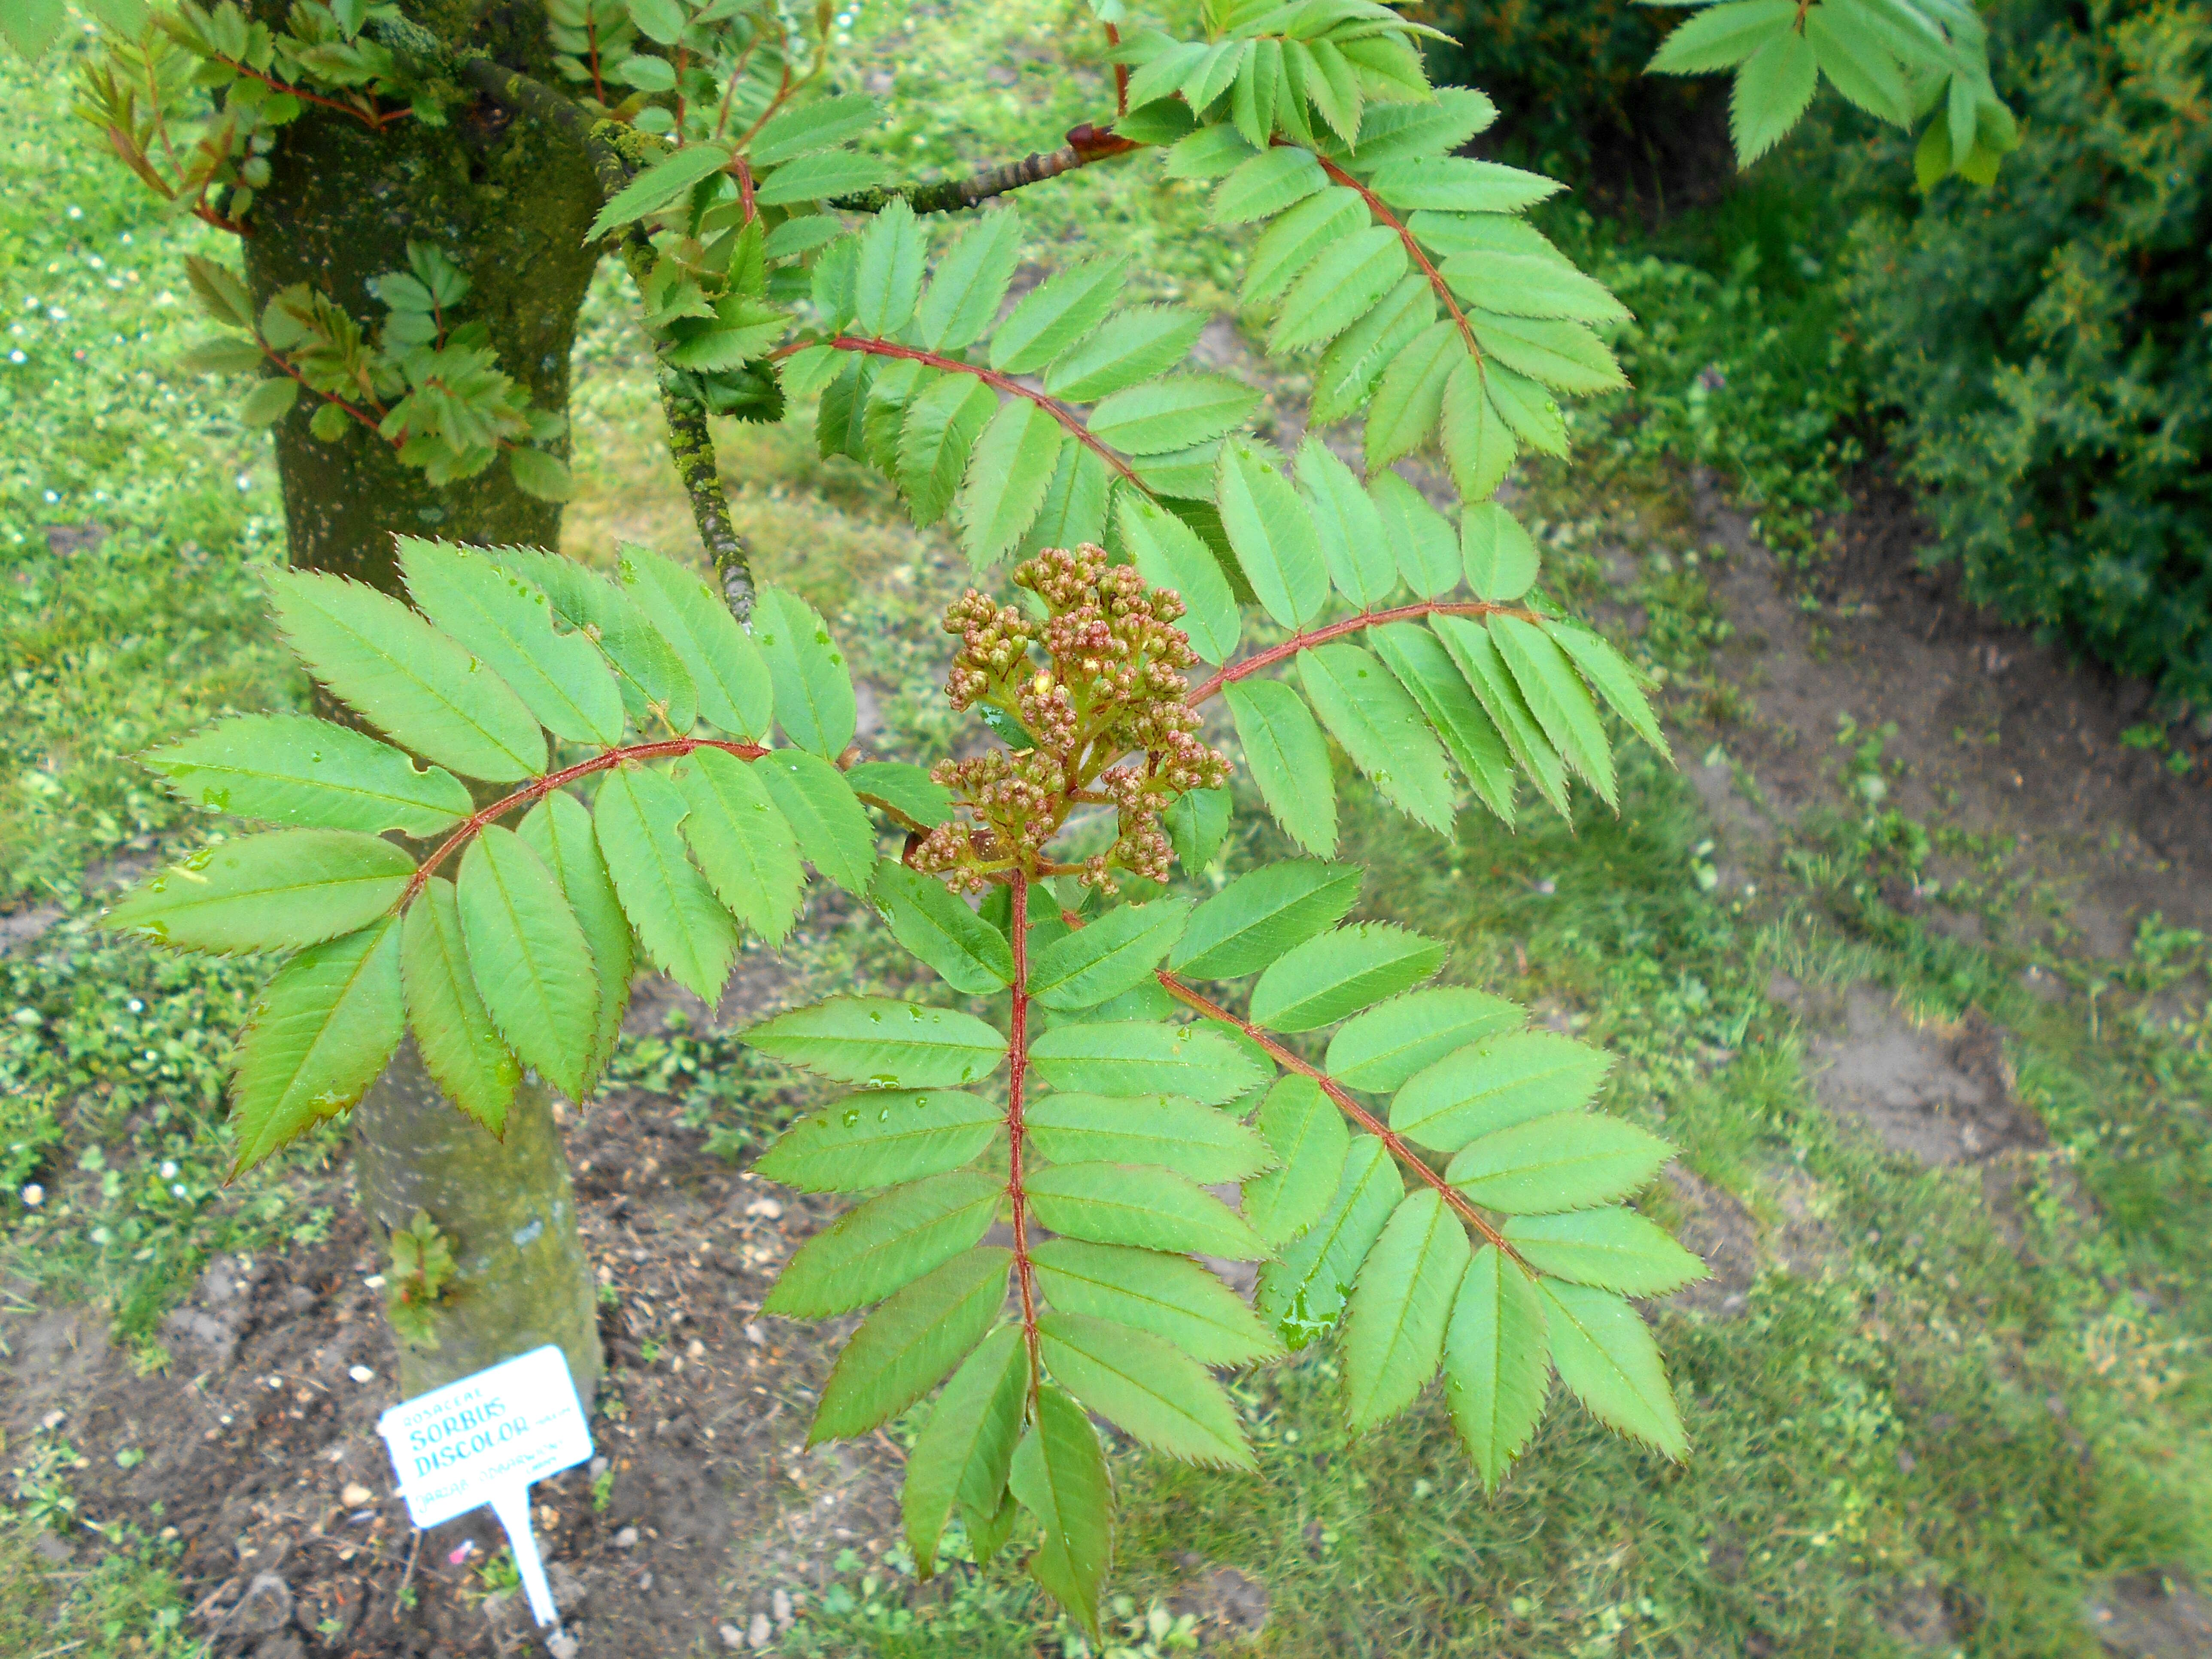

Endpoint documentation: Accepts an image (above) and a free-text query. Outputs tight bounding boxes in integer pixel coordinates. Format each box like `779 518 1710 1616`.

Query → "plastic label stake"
377 1345 593 1629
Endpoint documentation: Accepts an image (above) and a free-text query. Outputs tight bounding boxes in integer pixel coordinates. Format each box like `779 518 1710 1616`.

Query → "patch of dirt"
2084 1571 2212 1659
1805 989 2044 1169
1167 1559 1270 1642
1660 1168 1756 1320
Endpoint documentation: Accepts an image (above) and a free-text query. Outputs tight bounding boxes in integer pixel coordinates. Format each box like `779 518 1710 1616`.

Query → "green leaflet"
958 398 1063 571
1390 1030 1612 1152
752 746 877 899
766 1171 1003 1316
1037 1311 1255 1470
1466 310 1626 397
265 569 544 782
1297 642 1457 836
1231 37 1282 149
1178 37 1246 112
1025 1162 1265 1260
668 748 804 944
854 197 927 338
905 1326 1026 1580
916 206 1023 354
749 92 883 164
1218 440 1328 631
144 714 472 837
1018 442 1114 562
1087 374 1258 456
1441 356 1516 501
1243 186 1366 307
488 547 698 733
1043 306 1206 402
1539 1279 1688 1458
1446 1245 1553 1489
1491 615 1617 806
1166 122 1257 180
1161 787 1231 875
514 789 629 1077
866 358 925 479
1440 250 1631 325
227 917 404 1176
1366 155 1563 214
1367 621 1519 827
846 761 956 831
1211 145 1325 226
1009 1383 1112 1642
1127 441 1226 499
1368 471 1463 601
746 995 1006 1088
583 140 731 240
397 538 624 747
1030 1239 1280 1366
753 150 894 206
1364 319 1463 470
1311 275 1435 429
1169 860 1361 981
1432 615 1571 819
1460 504 1540 603
754 1089 1002 1194
401 881 520 1138
1296 438 1396 613
1410 210 1576 267
1257 1134 1404 1349
1249 922 1446 1034
455 827 599 1103
1027 1021 1263 1105
1480 360 1569 457
1545 621 1671 762
1806 0 1911 126
1025 1092 1274 1185
617 544 772 741
1326 988 1524 1094
750 587 857 759
1731 27 1821 163
1447 1112 1677 1214
1118 493 1240 666
873 860 1014 994
592 765 738 1003
1028 899 1191 1012
819 352 872 459
1242 1074 1351 1250
1344 1188 1472 1430
106 830 414 955
1646 0 1796 73
1224 678 1337 857
1346 87 1498 165
1299 36 1363 140
989 257 1126 375
1270 225 1407 356
1506 1208 1709 1296
809 1247 1011 1441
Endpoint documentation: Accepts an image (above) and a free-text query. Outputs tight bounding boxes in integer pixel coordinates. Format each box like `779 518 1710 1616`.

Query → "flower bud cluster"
923 544 1232 893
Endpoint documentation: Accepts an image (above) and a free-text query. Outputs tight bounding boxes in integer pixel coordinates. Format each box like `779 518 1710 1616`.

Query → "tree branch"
656 374 757 620
830 123 1139 215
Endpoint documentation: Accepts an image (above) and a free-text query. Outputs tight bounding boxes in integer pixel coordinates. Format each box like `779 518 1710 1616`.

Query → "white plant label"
377 1344 593 1629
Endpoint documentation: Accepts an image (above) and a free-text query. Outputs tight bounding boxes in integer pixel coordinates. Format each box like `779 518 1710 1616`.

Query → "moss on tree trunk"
240 9 610 1394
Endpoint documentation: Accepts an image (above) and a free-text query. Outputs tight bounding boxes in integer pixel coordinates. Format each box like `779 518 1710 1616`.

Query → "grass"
5 5 2212 1655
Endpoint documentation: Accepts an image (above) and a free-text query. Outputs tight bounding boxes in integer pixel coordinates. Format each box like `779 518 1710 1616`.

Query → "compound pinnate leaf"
1326 988 1524 1093
618 545 773 741
1257 1135 1404 1349
1539 1279 1688 1459
593 765 738 1005
106 830 414 955
752 747 877 899
746 996 1007 1088
228 917 404 1176
1118 493 1240 666
1030 1239 1280 1366
1025 1093 1274 1185
144 715 473 837
751 587 857 759
1038 1311 1255 1470
1506 1208 1710 1296
1445 1245 1552 1489
1343 1189 1472 1431
809 1247 1011 1441
514 789 629 1077
669 749 803 944
1218 440 1328 631
905 1325 1026 1580
1296 643 1457 836
455 827 600 1104
873 860 1014 994
1025 1162 1265 1261
1169 860 1362 981
753 1089 1001 1194
265 569 544 783
398 538 624 747
1026 1021 1262 1105
1029 899 1191 1012
1224 679 1337 858
1447 1113 1677 1215
401 881 520 1138
1242 1075 1351 1250
1390 1030 1613 1152
1009 1383 1112 1641
766 1171 1003 1317
1249 923 1446 1033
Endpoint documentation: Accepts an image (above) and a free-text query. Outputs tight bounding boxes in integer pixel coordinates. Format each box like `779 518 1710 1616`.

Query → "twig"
1183 598 1544 705
656 375 755 621
830 123 1139 215
397 1526 423 1607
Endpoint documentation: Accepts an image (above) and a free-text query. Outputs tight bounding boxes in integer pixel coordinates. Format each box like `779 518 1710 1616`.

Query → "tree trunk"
241 12 610 1395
